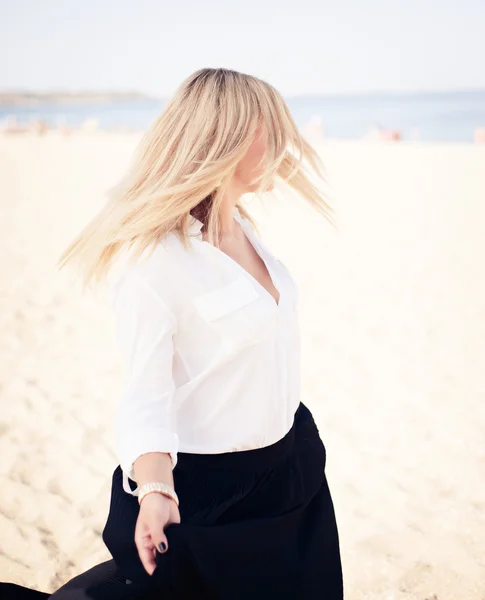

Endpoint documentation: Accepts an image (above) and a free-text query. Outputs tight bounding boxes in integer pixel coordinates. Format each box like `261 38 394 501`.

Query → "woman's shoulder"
107 232 197 311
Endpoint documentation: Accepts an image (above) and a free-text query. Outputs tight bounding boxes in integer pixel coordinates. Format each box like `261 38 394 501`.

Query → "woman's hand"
135 492 181 575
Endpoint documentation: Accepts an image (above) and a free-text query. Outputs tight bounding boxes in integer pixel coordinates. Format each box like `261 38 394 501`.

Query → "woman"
1 68 343 599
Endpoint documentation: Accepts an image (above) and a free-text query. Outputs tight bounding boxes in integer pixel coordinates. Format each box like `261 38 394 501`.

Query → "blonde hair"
57 67 334 290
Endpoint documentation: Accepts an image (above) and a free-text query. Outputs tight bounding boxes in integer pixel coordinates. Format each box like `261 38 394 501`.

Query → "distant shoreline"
1 87 484 108
1 89 484 143
0 92 163 107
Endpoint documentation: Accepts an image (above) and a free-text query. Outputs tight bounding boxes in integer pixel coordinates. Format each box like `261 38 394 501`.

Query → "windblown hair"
57 67 334 290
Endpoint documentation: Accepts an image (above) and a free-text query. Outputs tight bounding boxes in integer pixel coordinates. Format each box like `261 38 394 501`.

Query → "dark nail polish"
158 541 167 553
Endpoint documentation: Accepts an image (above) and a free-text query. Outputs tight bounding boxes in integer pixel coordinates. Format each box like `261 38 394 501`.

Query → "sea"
1 89 484 143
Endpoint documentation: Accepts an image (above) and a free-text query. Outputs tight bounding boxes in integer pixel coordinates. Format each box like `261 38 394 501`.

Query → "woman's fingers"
135 494 176 575
147 510 170 556
134 520 158 576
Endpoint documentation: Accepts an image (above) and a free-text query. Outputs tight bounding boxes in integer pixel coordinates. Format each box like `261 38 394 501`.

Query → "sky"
1 0 484 97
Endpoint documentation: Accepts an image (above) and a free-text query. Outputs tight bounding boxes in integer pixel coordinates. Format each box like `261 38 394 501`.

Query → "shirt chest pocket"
192 274 276 352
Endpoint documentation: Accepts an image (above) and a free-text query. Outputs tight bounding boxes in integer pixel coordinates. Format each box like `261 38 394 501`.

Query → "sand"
0 131 484 598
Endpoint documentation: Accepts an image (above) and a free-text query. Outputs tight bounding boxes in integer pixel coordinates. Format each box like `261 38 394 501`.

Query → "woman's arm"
133 451 174 491
110 269 179 496
110 269 181 573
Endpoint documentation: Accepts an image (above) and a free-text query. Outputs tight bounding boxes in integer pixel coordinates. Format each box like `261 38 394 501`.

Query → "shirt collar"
188 206 241 237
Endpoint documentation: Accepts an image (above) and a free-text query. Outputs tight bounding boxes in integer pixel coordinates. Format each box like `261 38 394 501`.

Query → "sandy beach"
0 132 484 598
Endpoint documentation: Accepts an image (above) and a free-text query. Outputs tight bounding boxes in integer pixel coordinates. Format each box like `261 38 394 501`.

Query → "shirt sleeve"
110 270 179 497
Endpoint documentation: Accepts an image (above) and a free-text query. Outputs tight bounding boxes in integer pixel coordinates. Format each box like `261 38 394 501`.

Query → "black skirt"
1 402 344 599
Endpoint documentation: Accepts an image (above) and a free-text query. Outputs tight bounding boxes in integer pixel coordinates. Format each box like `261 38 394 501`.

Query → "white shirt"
109 205 301 496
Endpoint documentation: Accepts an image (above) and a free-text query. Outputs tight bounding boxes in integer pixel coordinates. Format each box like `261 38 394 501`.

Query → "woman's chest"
169 242 299 369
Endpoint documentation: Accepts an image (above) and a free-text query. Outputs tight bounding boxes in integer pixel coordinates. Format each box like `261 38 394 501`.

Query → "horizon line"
0 86 484 99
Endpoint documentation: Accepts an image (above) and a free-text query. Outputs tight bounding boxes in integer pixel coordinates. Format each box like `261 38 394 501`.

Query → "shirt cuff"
117 430 179 496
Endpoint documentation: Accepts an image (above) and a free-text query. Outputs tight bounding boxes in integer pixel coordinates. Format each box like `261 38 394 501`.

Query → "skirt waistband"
175 402 312 474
